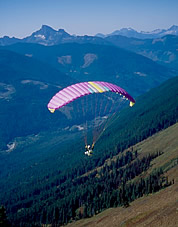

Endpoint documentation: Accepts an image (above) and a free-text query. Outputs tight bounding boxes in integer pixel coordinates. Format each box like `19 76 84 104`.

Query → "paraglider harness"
84 144 94 156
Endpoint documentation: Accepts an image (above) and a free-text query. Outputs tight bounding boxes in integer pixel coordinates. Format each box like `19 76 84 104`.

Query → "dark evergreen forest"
0 76 178 226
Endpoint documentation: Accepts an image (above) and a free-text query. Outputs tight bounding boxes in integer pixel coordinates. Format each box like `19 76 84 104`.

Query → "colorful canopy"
47 81 135 113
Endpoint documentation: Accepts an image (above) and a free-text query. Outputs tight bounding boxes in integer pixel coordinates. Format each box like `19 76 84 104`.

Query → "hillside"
95 75 178 156
0 76 177 226
66 123 178 227
67 169 177 227
0 49 77 150
1 42 176 96
0 49 77 85
105 35 178 70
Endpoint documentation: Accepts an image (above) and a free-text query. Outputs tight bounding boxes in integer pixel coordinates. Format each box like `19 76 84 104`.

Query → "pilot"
84 144 94 156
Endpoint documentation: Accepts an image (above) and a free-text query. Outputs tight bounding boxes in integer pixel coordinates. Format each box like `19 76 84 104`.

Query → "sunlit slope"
66 123 178 227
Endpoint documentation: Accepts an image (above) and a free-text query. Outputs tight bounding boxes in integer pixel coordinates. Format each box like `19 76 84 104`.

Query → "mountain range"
0 24 178 226
0 25 109 46
0 25 178 46
96 25 178 39
1 25 177 71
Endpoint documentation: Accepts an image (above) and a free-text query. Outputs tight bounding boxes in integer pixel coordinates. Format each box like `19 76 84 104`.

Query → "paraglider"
47 81 135 155
84 144 94 156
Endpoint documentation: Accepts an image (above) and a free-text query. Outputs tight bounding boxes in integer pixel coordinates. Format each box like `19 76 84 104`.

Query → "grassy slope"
66 123 178 227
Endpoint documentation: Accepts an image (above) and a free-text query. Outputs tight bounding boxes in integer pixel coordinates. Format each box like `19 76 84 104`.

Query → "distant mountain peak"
33 25 57 35
169 25 178 30
32 25 70 37
41 24 55 31
22 25 72 45
96 25 178 39
120 27 135 31
109 27 139 38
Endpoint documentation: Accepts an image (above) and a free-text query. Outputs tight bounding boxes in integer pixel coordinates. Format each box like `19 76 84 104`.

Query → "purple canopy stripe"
47 81 135 113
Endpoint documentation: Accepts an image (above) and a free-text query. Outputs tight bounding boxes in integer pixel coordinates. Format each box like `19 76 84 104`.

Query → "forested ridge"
0 76 178 226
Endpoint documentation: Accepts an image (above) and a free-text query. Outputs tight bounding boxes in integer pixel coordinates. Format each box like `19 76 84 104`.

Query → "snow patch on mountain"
34 34 46 40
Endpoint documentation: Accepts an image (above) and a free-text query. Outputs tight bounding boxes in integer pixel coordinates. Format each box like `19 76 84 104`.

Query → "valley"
0 24 178 226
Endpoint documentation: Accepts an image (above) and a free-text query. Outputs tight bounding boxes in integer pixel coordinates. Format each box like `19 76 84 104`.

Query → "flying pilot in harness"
84 144 94 156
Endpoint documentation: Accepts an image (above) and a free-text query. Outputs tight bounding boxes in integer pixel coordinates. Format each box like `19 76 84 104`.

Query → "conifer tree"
0 206 10 227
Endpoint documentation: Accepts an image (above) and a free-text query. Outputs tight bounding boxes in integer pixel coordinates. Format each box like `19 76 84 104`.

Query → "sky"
0 0 178 38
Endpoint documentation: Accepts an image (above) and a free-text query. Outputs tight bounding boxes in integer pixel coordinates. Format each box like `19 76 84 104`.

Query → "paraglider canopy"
47 81 135 113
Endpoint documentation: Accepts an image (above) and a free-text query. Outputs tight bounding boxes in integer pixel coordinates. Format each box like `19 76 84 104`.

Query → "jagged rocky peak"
41 25 53 29
34 25 57 36
37 25 71 37
29 25 71 42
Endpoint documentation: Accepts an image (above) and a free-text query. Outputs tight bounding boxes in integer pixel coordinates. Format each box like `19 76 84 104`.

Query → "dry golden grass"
67 123 178 227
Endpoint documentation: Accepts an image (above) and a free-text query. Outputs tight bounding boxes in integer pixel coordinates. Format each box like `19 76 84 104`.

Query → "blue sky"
0 0 178 38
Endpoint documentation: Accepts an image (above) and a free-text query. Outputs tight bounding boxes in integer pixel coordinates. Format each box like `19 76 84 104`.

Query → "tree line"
3 150 174 226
